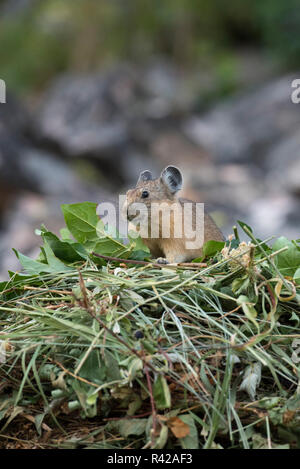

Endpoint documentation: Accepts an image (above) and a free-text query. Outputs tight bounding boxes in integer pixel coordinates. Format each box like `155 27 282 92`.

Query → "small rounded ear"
160 166 183 194
136 170 153 186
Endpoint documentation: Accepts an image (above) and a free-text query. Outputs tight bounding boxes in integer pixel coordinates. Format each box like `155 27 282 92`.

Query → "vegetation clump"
0 203 299 449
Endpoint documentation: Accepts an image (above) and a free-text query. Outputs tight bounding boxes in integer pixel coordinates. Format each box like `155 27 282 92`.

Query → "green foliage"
13 202 150 276
1 0 299 94
272 237 300 278
153 375 171 410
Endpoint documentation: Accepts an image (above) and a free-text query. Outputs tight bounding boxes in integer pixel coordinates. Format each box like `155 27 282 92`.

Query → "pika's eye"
141 190 149 199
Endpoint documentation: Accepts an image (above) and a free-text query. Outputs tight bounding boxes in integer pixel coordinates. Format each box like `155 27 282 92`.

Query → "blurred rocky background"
0 0 299 278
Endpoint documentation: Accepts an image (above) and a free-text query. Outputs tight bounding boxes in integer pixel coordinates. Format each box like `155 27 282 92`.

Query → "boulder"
34 61 193 159
183 74 300 163
264 130 300 196
34 71 129 157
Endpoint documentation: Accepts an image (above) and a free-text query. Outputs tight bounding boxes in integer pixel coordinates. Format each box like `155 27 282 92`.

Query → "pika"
123 166 224 264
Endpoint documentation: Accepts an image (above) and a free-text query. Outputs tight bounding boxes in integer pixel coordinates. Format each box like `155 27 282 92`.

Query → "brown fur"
123 168 224 263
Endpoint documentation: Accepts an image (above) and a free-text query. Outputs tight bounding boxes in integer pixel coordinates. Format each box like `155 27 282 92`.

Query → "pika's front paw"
155 257 169 264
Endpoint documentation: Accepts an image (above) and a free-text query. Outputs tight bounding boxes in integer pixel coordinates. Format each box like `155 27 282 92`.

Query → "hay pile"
0 203 299 449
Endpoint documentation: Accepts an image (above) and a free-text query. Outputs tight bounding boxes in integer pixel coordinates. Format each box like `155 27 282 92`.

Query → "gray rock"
34 62 193 159
0 93 28 132
285 160 300 196
35 72 130 157
118 148 159 186
264 131 300 196
141 60 192 117
246 193 300 241
183 74 300 163
150 131 211 169
0 132 93 197
0 93 47 194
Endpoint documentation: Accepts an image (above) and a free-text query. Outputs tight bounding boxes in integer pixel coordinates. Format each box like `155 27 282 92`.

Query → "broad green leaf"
60 227 73 240
41 229 87 262
272 237 300 277
128 232 150 260
179 414 199 449
192 256 204 263
42 239 73 272
13 249 56 275
93 238 127 257
118 418 148 437
232 276 249 294
203 240 225 257
61 202 99 245
77 350 106 385
92 217 132 257
8 271 36 283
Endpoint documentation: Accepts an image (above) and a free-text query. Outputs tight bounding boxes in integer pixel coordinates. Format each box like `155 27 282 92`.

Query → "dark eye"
141 190 149 199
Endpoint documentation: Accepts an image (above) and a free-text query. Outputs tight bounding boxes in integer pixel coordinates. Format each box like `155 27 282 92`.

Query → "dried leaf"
167 416 190 439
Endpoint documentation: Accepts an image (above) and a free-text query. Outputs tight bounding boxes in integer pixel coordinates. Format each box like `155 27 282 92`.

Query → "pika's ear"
136 170 153 186
160 166 183 194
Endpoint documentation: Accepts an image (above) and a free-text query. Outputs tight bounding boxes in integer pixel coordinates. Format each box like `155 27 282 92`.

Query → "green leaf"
34 413 46 436
154 424 169 449
93 238 127 257
0 280 10 293
226 238 240 249
232 276 249 295
272 237 300 277
237 220 253 234
203 240 225 258
179 414 199 449
192 256 204 263
13 249 55 275
86 392 98 406
128 233 150 260
61 202 99 245
153 375 171 409
8 271 37 283
60 227 73 240
60 203 149 261
237 295 259 329
77 350 106 385
127 357 143 382
41 229 87 262
104 351 121 381
92 217 131 258
42 238 73 272
118 418 148 437
294 267 300 286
